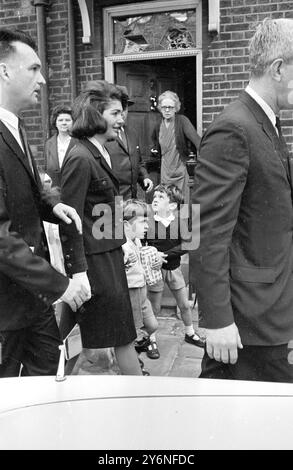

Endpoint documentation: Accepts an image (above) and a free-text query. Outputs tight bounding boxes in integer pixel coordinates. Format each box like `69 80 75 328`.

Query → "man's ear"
0 63 9 81
270 58 284 82
123 220 130 229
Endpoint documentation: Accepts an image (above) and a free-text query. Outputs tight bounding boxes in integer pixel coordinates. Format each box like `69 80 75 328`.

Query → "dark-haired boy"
141 184 205 359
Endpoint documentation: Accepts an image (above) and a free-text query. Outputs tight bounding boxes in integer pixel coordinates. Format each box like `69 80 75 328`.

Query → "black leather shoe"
185 333 205 348
146 340 160 359
135 336 150 353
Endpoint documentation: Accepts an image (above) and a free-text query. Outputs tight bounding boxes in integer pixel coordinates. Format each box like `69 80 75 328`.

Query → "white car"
1 373 293 449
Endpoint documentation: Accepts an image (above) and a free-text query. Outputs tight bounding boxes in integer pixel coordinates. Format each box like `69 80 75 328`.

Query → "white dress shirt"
0 106 24 151
154 212 175 228
57 135 71 169
245 85 278 134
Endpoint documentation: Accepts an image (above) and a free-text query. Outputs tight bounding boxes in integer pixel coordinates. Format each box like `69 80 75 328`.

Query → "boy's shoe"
185 333 205 349
146 340 160 359
135 336 150 354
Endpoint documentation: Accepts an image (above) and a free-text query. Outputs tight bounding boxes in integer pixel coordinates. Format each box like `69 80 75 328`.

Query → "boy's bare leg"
172 287 205 347
172 286 192 326
147 290 163 317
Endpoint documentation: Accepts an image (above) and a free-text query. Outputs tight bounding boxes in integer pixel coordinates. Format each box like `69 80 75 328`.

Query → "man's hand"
205 323 243 364
53 203 82 234
151 251 167 270
60 273 91 312
143 178 154 193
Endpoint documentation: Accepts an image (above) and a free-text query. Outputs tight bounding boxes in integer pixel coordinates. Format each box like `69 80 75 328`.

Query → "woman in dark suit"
152 90 201 202
60 81 142 375
44 104 77 187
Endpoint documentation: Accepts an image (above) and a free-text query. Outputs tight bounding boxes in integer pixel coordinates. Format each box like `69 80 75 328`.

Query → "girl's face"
102 100 124 140
160 98 176 121
56 113 73 134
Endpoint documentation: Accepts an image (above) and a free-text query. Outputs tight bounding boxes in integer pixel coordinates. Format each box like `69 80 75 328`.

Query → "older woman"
59 81 142 375
152 90 200 202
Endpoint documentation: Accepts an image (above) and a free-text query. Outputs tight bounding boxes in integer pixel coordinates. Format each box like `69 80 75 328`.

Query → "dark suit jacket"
191 91 293 346
105 126 149 199
0 121 69 330
152 114 201 164
60 139 125 275
44 134 77 187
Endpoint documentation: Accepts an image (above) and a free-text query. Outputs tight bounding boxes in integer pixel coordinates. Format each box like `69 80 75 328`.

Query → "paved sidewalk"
69 305 205 378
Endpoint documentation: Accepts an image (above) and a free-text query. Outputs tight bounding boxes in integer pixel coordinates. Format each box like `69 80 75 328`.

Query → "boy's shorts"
129 285 155 329
148 267 186 293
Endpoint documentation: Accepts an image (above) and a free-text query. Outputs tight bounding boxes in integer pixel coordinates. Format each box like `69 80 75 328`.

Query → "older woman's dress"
159 120 189 202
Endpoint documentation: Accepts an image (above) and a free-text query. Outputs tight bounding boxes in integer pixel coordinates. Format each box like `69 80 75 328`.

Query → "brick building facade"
0 0 293 165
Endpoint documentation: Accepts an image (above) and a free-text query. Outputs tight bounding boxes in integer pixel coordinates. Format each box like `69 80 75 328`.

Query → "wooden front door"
115 60 185 162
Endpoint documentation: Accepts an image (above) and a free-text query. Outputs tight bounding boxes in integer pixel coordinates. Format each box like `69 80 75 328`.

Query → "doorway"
115 56 197 183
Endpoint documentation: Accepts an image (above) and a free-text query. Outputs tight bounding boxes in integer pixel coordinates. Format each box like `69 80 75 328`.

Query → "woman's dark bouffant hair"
71 80 123 139
50 104 73 130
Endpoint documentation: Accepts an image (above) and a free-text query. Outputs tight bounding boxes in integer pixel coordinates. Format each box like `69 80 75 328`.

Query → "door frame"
103 0 203 135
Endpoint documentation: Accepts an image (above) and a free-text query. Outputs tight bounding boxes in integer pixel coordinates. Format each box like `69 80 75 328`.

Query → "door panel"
116 61 184 160
115 58 196 201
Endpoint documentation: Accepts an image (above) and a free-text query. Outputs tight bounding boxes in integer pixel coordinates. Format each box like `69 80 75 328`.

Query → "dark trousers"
0 308 61 377
200 344 293 383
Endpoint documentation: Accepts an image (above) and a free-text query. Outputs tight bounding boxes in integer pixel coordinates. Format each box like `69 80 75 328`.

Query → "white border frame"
103 0 202 134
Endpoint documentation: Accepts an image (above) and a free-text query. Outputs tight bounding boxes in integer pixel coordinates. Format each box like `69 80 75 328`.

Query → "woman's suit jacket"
60 139 125 276
0 121 69 330
191 91 293 346
152 114 201 164
44 134 77 187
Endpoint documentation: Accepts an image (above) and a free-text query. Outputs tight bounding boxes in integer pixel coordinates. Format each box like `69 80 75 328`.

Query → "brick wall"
74 2 104 92
1 1 293 160
203 0 293 151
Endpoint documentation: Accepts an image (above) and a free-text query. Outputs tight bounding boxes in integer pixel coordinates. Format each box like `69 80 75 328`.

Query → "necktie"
18 119 34 175
275 116 290 177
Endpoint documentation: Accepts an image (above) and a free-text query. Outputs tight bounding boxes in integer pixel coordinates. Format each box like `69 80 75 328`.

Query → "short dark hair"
50 104 73 129
0 28 36 60
153 183 184 205
71 80 123 139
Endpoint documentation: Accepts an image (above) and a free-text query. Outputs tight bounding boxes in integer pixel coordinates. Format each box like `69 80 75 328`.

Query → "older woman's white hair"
249 18 293 77
157 90 181 113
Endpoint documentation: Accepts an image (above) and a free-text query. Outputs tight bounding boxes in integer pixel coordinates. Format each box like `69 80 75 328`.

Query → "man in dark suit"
0 28 91 377
192 18 293 382
106 86 153 200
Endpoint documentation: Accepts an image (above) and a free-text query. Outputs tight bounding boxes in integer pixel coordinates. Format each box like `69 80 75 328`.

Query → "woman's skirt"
79 246 136 349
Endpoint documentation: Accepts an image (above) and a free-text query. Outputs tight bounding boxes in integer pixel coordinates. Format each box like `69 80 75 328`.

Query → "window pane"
113 10 197 55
